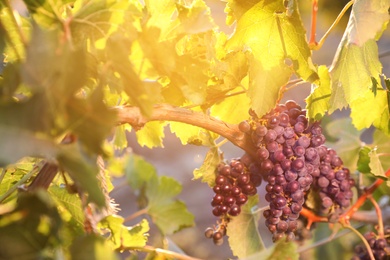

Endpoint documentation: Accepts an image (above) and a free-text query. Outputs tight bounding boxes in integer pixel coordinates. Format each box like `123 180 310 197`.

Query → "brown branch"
116 104 257 157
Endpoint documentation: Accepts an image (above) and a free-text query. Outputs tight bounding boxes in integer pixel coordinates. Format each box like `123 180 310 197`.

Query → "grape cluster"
241 100 355 242
311 146 355 214
205 154 263 245
243 100 324 241
352 230 390 260
211 155 262 218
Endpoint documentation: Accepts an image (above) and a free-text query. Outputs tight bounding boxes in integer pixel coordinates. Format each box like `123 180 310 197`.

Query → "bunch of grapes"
311 146 355 215
205 154 262 245
241 100 355 241
352 230 390 260
241 100 325 241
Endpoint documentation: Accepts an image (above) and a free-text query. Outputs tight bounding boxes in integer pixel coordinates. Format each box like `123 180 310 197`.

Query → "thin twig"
343 224 375 260
124 208 148 223
367 195 384 238
310 0 354 50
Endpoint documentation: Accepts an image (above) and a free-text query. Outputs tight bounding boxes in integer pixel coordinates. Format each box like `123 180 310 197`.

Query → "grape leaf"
349 89 389 133
98 216 149 249
146 176 195 235
125 154 157 190
329 40 382 112
23 0 73 28
193 147 220 187
210 87 251 124
70 234 119 260
306 65 331 120
357 146 371 173
368 147 387 179
265 239 299 260
112 125 132 150
56 144 106 208
48 185 85 235
0 6 29 61
328 0 390 131
71 0 132 43
224 0 259 26
325 118 364 171
372 129 390 174
169 120 217 146
346 0 390 46
135 121 166 148
226 0 318 117
227 196 264 258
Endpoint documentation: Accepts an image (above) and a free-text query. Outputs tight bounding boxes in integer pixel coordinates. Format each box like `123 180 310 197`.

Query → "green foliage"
126 155 195 235
227 196 264 258
226 0 318 117
98 216 149 249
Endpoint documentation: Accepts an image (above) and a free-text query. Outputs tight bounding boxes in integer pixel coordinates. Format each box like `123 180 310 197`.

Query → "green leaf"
23 0 73 28
146 176 195 235
357 146 371 173
135 121 166 148
265 238 299 260
125 154 157 190
328 0 389 108
70 234 119 260
306 65 331 120
325 118 364 171
56 144 106 208
98 216 149 249
112 125 131 150
71 0 130 42
227 196 264 258
224 0 259 26
368 147 387 179
345 0 390 45
0 126 58 167
349 90 390 134
193 147 220 187
372 129 390 172
210 87 251 124
169 122 217 146
0 6 29 61
226 0 318 117
48 185 85 235
106 34 154 117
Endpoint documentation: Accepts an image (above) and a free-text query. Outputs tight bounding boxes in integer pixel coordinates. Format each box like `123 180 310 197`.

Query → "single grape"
239 120 251 133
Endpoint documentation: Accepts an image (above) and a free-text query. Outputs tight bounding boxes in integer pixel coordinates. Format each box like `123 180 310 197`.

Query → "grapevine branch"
116 104 257 157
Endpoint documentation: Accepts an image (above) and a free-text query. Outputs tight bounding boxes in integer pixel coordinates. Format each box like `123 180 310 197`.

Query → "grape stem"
124 208 148 223
367 195 384 238
342 224 375 260
309 0 354 50
116 104 257 158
